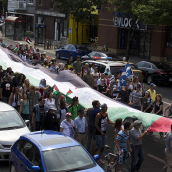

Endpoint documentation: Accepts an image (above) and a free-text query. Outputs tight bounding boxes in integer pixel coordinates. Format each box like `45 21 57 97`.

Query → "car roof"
0 102 16 111
22 130 80 151
83 60 126 66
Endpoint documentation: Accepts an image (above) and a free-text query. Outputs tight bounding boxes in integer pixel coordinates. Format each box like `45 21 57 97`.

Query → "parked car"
9 130 104 172
0 102 30 160
82 60 126 76
135 61 172 84
81 51 122 61
117 61 144 82
55 44 91 61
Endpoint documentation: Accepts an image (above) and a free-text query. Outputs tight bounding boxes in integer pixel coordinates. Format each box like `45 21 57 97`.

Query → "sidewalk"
0 32 147 64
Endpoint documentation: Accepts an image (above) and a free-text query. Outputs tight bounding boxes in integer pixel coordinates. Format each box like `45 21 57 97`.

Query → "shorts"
95 134 107 150
116 148 128 165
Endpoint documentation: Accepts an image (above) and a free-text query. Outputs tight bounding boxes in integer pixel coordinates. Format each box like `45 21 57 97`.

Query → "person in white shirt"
22 51 26 61
45 92 56 109
74 109 88 146
57 101 69 123
60 112 75 138
91 63 95 73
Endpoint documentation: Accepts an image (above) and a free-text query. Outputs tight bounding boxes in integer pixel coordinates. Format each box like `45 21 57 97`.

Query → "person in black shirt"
42 106 59 131
12 72 19 88
97 79 107 95
0 74 13 103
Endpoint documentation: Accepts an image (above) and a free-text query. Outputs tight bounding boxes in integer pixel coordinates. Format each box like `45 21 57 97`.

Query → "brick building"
35 0 68 41
97 4 172 63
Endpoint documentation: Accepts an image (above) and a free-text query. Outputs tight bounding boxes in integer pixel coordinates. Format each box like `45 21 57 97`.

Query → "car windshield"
130 64 138 69
154 63 172 70
43 145 95 172
75 45 89 50
110 66 125 75
0 110 25 130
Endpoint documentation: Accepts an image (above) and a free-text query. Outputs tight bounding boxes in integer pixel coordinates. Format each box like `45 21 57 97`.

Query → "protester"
0 74 14 103
74 109 88 145
91 104 115 159
148 83 156 104
91 63 95 73
115 78 132 104
112 79 121 100
9 71 14 80
32 97 48 131
92 67 99 90
49 58 58 74
163 103 172 118
22 51 26 61
97 73 107 86
85 63 89 73
81 66 86 78
17 73 25 87
60 112 75 138
105 73 110 87
162 125 172 172
42 59 48 68
19 92 30 120
23 79 31 93
65 59 73 70
8 87 22 112
25 55 32 64
86 101 95 153
141 91 152 113
151 94 163 138
129 84 142 110
12 72 19 87
41 106 59 131
133 76 141 90
97 79 107 95
45 92 56 109
116 122 132 172
58 63 64 72
39 79 50 98
105 68 111 77
130 120 147 172
68 96 79 120
73 56 82 73
82 67 94 88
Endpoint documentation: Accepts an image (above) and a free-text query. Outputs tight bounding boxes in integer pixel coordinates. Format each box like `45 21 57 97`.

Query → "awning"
5 16 26 22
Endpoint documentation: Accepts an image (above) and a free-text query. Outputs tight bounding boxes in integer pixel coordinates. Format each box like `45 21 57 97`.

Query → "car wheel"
56 52 60 59
147 75 152 84
10 163 16 172
70 55 73 62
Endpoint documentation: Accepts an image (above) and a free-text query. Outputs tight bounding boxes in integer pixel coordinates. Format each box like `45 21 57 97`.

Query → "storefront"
5 16 26 40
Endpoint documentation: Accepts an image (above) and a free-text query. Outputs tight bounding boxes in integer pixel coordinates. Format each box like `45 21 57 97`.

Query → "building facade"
98 4 172 63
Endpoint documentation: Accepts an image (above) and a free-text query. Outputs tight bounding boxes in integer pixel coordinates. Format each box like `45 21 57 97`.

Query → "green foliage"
133 0 172 25
0 0 8 10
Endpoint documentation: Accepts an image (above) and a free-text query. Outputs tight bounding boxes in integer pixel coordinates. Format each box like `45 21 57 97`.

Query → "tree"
0 0 8 10
108 0 142 61
133 0 172 26
54 0 106 44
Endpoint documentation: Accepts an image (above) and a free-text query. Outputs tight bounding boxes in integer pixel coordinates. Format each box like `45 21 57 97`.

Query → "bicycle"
96 145 130 172
101 45 111 53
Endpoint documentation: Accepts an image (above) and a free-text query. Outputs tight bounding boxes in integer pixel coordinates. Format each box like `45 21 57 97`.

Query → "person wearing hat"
147 83 156 104
129 84 142 110
130 120 148 172
41 105 59 131
60 112 75 138
73 56 82 73
74 109 88 145
141 91 152 113
49 58 58 74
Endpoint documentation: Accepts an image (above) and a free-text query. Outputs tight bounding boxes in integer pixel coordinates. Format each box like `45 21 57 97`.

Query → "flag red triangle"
67 89 73 94
55 85 59 91
25 37 28 42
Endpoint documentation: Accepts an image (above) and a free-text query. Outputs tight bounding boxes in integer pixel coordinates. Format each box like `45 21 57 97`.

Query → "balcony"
8 0 26 11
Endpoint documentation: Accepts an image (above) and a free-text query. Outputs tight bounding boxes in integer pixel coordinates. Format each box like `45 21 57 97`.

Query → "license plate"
169 78 172 81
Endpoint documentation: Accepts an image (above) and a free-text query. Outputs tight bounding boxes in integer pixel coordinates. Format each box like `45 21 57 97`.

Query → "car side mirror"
94 155 99 161
31 166 40 172
25 120 29 126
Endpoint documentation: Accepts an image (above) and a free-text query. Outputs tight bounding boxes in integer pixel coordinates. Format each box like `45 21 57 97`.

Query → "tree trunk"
76 21 79 44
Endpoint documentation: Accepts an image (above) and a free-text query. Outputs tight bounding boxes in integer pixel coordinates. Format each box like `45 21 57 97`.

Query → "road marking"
163 101 170 105
147 154 165 164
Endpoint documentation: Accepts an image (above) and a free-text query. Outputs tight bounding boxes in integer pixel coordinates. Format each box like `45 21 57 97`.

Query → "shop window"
166 26 172 47
63 20 67 37
6 21 14 36
38 17 44 24
39 0 42 6
28 0 33 3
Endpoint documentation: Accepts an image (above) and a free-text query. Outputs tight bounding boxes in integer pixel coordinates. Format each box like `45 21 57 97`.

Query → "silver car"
0 102 30 160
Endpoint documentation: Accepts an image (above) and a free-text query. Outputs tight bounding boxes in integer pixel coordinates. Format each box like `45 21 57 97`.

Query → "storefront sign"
36 10 66 18
113 16 140 29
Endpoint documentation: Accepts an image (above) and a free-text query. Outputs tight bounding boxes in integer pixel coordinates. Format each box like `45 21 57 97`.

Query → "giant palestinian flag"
1 47 172 132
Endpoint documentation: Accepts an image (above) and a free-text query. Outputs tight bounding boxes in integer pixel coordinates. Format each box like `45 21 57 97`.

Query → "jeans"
87 125 93 153
131 145 144 172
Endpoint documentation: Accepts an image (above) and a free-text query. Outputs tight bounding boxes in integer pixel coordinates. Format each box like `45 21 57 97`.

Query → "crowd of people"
1 41 172 172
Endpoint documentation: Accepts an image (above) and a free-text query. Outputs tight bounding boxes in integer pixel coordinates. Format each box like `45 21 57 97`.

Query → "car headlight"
0 144 4 149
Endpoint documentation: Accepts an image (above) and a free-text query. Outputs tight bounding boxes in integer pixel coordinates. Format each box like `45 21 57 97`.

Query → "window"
39 0 42 5
136 61 145 67
143 63 151 68
68 45 74 50
63 44 70 49
110 66 125 75
166 26 172 47
63 20 67 37
28 0 33 3
130 64 138 69
38 17 44 24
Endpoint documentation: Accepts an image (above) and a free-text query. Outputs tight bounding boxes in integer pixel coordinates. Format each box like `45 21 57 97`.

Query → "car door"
16 140 43 172
66 45 74 59
60 44 70 59
142 62 152 78
136 61 146 78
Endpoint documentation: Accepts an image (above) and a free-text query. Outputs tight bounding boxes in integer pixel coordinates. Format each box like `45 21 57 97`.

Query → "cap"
145 91 149 94
150 83 156 87
101 103 106 108
51 57 56 61
66 112 72 116
119 69 123 72
48 106 57 111
137 84 141 88
134 120 142 126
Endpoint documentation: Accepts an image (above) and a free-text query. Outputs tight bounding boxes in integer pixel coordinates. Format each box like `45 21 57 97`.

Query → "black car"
81 51 122 61
136 61 172 84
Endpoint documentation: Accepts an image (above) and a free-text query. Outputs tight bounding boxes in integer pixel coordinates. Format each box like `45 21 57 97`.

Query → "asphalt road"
0 39 171 172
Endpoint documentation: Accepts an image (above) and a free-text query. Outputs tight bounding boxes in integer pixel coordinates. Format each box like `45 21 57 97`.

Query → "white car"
0 102 30 160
